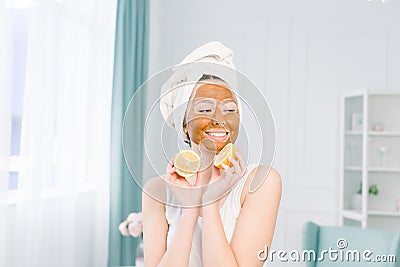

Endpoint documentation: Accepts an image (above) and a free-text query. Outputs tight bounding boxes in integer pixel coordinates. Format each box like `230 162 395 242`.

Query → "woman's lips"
205 129 230 142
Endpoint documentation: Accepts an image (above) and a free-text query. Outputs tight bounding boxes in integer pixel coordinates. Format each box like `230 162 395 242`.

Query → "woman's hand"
164 162 204 217
202 150 246 205
164 149 246 211
165 162 203 188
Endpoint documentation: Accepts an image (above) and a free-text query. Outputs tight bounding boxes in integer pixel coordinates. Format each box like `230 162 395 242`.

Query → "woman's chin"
198 138 229 154
215 142 229 153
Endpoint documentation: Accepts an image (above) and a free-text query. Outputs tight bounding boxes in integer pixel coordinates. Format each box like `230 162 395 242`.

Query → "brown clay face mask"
183 83 240 153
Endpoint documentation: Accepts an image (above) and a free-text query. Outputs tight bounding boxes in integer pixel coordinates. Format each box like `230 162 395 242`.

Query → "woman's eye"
199 109 213 113
221 102 238 113
194 100 216 114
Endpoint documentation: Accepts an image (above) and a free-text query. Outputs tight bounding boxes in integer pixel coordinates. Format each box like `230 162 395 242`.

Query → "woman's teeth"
205 130 230 142
207 132 227 137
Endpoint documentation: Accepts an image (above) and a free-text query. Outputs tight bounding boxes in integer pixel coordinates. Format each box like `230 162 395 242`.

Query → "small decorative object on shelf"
350 193 362 210
372 123 384 132
118 212 144 266
350 183 380 210
368 184 379 195
378 146 388 167
355 183 380 196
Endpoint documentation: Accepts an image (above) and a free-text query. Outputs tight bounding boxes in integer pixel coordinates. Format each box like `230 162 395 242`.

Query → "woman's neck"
191 142 218 186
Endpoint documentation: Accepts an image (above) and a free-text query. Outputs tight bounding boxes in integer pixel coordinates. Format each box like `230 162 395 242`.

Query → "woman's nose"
212 107 225 126
212 117 226 126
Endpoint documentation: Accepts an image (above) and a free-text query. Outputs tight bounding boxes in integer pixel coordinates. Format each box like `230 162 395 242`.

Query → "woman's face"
183 81 240 152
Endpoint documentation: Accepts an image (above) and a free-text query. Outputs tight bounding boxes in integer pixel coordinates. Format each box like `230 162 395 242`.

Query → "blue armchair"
302 221 400 267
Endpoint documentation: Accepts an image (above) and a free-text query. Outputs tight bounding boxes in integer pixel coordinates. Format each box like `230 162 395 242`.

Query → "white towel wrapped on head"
159 41 242 142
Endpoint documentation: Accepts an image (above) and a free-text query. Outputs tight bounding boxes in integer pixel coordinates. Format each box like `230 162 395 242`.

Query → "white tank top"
165 164 257 267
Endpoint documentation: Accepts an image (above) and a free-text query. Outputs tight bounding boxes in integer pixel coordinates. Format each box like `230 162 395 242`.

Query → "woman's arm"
142 178 168 267
201 165 282 267
142 177 199 267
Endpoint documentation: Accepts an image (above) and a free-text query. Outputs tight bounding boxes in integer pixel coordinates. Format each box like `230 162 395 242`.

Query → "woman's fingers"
167 166 176 175
221 163 229 170
229 156 241 174
194 171 203 187
166 161 174 173
221 163 233 177
228 154 246 178
235 151 245 171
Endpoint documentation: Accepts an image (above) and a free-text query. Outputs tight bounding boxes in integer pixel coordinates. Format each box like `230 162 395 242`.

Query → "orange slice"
214 143 236 169
174 150 201 177
175 168 197 178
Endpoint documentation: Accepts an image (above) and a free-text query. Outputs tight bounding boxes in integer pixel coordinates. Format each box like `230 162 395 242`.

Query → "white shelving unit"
339 90 400 231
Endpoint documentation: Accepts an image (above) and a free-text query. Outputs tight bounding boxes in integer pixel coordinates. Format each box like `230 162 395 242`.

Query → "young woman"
142 41 281 267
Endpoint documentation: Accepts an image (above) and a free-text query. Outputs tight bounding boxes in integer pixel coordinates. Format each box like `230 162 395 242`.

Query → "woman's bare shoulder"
242 165 281 202
143 176 167 206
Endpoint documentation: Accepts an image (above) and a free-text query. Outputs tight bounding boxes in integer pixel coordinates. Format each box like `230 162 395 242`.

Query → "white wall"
148 0 400 266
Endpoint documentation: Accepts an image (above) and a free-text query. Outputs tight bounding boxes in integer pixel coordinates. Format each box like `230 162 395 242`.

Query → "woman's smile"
204 128 230 142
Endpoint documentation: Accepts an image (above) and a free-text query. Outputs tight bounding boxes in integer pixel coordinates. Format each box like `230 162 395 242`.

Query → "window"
8 8 28 190
1 0 114 198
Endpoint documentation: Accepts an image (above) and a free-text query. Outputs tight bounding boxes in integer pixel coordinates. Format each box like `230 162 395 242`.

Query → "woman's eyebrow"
221 98 237 103
194 98 216 104
193 98 237 104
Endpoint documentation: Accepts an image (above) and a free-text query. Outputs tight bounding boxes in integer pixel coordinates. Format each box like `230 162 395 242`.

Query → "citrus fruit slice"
214 143 236 169
174 150 201 178
175 168 196 178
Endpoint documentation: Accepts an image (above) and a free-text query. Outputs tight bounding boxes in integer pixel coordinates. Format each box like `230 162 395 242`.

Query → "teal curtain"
108 0 149 266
